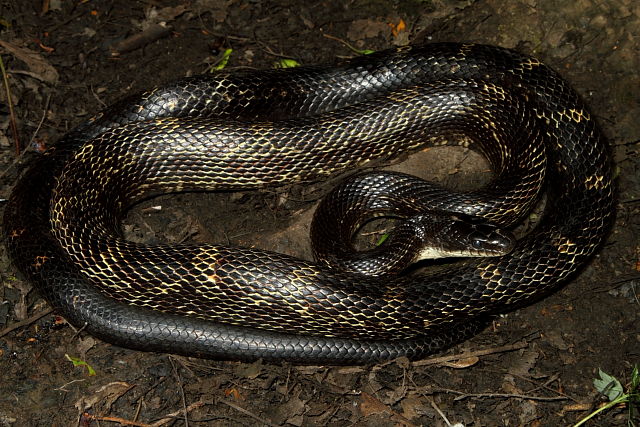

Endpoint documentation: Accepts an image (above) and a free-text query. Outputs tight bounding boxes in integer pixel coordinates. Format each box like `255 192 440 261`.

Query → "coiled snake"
3 43 614 363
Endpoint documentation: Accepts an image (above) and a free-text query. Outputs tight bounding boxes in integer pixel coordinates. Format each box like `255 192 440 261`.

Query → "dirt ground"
0 0 638 426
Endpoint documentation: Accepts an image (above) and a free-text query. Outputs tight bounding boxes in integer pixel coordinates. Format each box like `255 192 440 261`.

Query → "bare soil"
0 0 638 426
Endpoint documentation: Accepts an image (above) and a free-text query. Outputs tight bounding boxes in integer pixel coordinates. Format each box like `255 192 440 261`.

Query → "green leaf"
376 233 389 246
274 58 300 69
631 365 639 390
594 369 623 401
211 48 233 71
65 354 96 376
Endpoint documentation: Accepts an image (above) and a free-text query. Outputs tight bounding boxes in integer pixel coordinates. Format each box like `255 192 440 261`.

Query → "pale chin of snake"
3 42 614 364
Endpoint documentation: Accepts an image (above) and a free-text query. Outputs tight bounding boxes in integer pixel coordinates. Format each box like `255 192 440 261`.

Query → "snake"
2 43 614 364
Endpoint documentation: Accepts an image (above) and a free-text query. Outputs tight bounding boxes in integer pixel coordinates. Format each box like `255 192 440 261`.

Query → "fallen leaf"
509 350 539 376
195 0 230 22
74 381 134 412
0 40 59 84
65 354 96 376
141 5 189 29
282 392 308 425
388 19 406 37
235 358 263 379
347 19 389 41
359 392 389 416
441 356 480 368
75 336 97 359
400 392 424 420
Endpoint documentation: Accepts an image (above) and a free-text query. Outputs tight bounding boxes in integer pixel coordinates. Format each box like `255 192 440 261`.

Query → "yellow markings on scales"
555 236 578 255
165 98 178 111
520 58 542 70
559 108 590 123
483 83 507 100
459 43 474 55
206 273 220 284
32 255 49 269
478 263 502 281
585 174 606 190
153 117 182 132
9 228 25 238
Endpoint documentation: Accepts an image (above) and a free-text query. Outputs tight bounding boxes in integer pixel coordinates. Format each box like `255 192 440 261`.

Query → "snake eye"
470 236 485 249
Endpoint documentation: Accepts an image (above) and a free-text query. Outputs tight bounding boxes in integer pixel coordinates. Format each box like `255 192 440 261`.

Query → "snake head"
411 212 516 260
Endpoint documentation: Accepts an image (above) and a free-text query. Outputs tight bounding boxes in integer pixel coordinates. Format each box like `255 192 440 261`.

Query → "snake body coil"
3 43 614 363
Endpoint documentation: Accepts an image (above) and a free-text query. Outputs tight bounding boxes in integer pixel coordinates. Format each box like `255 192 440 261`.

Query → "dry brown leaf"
509 349 539 376
195 0 231 23
235 358 263 379
399 392 424 420
359 392 390 417
141 5 189 29
347 19 389 41
336 366 365 374
74 381 134 413
501 374 522 394
75 336 97 359
11 280 32 321
283 393 307 426
441 355 480 368
384 383 408 405
359 392 417 426
270 388 308 426
0 40 59 84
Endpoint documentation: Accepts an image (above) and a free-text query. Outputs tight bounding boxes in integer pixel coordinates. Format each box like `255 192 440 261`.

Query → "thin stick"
28 93 51 147
150 400 206 427
169 356 190 427
81 401 206 427
82 413 150 427
0 54 20 154
0 308 53 338
411 340 531 367
437 388 568 402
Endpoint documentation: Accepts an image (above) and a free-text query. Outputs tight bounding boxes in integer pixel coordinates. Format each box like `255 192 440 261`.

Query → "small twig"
321 33 366 56
436 388 568 402
0 308 53 338
428 397 455 426
81 401 206 427
508 372 578 403
28 93 51 147
53 378 86 392
169 356 190 427
89 84 107 108
82 413 151 427
411 339 531 367
7 69 52 82
254 41 295 60
110 24 172 56
68 321 88 341
0 54 21 154
150 400 206 427
218 399 279 427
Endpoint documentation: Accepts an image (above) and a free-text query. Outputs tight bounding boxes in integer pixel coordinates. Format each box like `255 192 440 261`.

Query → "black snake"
3 43 614 363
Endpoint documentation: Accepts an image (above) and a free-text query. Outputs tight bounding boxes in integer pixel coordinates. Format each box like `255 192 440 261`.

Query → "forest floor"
0 0 638 426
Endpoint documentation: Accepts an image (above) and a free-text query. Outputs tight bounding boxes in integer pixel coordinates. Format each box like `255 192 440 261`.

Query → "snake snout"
467 226 516 256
